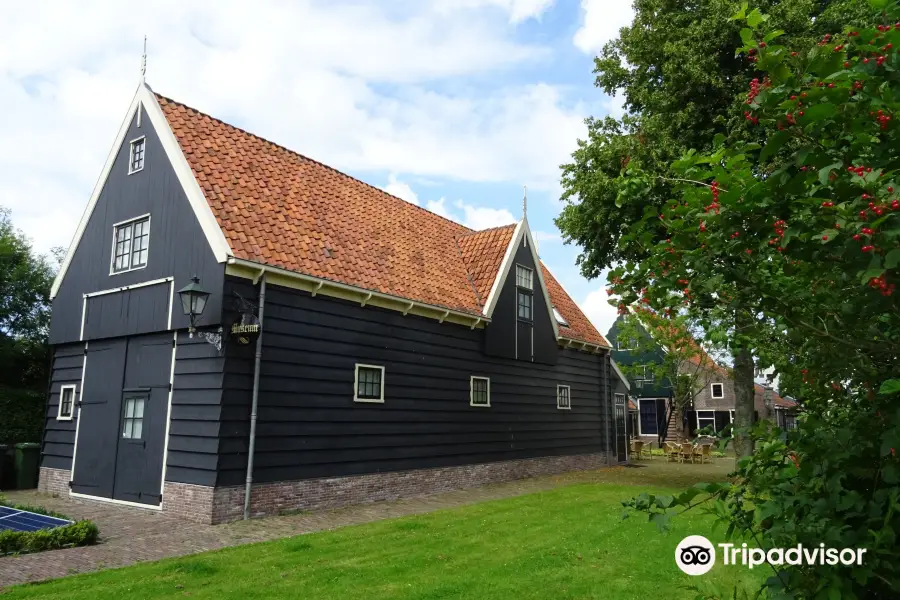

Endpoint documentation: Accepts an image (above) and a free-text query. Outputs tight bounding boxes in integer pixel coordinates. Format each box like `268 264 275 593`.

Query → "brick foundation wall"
162 481 216 524
209 451 610 524
37 467 70 496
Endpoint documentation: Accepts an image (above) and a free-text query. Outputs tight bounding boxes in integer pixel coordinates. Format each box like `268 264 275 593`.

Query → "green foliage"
0 520 99 555
0 496 99 555
617 3 900 597
0 386 44 444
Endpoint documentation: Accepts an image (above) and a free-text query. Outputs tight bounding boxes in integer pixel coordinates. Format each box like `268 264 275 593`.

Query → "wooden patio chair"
696 443 713 464
631 440 644 460
664 441 681 462
680 442 695 464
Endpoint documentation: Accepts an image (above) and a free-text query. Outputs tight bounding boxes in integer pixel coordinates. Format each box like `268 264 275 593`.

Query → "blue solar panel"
0 506 73 532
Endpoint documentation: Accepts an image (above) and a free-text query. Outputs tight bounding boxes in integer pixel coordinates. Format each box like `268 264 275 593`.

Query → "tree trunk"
732 343 756 458
674 401 687 441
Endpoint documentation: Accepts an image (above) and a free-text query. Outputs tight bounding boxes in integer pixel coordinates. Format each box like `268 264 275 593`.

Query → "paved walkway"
0 460 731 588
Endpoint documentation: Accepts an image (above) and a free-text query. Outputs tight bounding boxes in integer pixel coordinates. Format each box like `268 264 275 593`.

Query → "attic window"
552 306 568 326
111 215 150 274
711 383 725 399
129 137 145 174
516 265 533 290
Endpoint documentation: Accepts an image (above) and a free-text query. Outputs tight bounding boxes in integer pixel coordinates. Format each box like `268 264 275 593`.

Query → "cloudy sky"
1 0 634 338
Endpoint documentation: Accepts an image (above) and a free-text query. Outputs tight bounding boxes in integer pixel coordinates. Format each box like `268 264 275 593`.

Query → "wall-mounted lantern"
177 276 210 338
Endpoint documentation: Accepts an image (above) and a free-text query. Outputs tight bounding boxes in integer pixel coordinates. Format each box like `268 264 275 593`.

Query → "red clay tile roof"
457 225 516 305
156 93 608 347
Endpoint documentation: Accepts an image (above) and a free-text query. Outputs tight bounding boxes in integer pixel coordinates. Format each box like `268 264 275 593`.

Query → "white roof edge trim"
610 358 631 390
50 83 233 300
481 220 523 317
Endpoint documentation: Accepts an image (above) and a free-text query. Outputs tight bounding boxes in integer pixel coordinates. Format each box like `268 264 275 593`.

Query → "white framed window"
57 384 76 421
354 364 385 403
111 214 150 274
616 340 633 351
470 376 490 407
129 136 146 174
557 385 571 410
710 383 725 399
696 410 715 432
516 264 533 290
517 290 533 320
641 364 655 382
552 306 568 326
122 396 146 439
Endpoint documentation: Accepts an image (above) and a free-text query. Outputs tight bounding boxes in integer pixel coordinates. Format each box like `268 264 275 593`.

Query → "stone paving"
0 460 732 588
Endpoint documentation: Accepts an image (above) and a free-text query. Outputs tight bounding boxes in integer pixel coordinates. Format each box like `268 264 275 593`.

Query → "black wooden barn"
39 82 625 523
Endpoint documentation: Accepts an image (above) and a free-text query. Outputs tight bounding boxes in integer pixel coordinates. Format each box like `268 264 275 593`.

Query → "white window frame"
515 264 533 290
696 410 715 432
128 136 146 175
57 384 76 421
354 363 385 403
109 214 151 275
616 340 633 351
641 364 655 382
470 376 491 407
557 385 571 410
710 382 725 399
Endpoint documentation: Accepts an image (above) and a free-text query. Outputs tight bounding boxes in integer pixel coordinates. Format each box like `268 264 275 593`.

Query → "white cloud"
383 174 420 205
0 1 587 252
573 0 634 55
425 198 454 220
580 287 619 341
455 200 517 230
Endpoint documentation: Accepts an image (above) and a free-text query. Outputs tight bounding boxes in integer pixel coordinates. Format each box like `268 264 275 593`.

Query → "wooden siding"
163 333 227 488
40 343 85 471
219 276 609 487
49 104 224 345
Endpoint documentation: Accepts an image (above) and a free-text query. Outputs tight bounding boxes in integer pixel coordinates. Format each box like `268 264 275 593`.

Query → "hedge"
0 386 44 445
0 495 99 555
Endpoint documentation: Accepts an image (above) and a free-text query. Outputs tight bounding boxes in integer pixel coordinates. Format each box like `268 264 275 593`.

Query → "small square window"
557 385 571 410
711 383 725 399
517 291 532 320
470 376 490 407
355 364 384 402
616 340 632 351
641 365 655 382
516 265 533 290
129 137 145 174
111 216 150 274
57 385 76 420
122 396 145 439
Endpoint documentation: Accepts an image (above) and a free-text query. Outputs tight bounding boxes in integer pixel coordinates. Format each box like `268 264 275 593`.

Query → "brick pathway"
0 461 731 588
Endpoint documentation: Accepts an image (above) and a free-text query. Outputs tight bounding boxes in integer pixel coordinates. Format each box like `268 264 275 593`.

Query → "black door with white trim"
72 332 172 505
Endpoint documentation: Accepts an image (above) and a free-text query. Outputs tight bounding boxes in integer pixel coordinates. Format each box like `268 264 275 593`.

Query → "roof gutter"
226 257 489 327
559 336 611 353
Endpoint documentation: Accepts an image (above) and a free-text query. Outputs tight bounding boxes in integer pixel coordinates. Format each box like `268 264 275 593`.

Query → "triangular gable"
50 83 231 299
482 219 559 340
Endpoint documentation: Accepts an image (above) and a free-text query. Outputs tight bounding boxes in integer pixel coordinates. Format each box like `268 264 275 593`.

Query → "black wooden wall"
217 276 610 487
49 104 224 345
41 343 84 471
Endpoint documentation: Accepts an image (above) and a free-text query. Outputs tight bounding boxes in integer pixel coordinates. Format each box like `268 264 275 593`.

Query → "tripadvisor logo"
675 536 868 575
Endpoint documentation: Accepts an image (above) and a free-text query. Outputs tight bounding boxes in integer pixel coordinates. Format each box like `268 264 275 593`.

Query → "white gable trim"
611 359 631 391
482 219 559 340
50 83 232 299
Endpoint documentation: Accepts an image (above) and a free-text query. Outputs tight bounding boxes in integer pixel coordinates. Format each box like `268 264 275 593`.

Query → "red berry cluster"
699 221 706 232
821 201 834 208
729 231 740 239
746 78 761 105
770 219 787 251
868 275 895 296
706 182 721 214
817 33 833 47
848 165 873 177
876 24 900 32
871 109 892 130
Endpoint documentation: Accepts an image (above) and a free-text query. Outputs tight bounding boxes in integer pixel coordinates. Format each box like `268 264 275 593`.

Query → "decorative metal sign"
230 313 261 345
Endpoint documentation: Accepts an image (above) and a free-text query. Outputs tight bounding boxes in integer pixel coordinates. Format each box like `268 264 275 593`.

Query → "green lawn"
7 463 762 600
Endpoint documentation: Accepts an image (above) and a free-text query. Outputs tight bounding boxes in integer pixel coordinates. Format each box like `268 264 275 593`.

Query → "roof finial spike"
522 184 527 220
140 35 147 83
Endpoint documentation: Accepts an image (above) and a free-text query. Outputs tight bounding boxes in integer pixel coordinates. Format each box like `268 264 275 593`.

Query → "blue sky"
1 0 634 337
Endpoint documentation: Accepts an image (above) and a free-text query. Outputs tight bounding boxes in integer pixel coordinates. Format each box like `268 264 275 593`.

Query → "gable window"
517 291 532 320
470 376 490 407
129 137 145 174
710 383 725 399
616 340 632 351
111 215 150 274
354 364 385 403
57 385 76 421
641 364 655 382
122 396 145 439
516 265 533 290
557 385 571 410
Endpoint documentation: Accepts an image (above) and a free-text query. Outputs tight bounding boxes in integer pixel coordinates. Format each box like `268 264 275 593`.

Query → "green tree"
558 0 877 456
619 3 900 597
0 207 58 444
